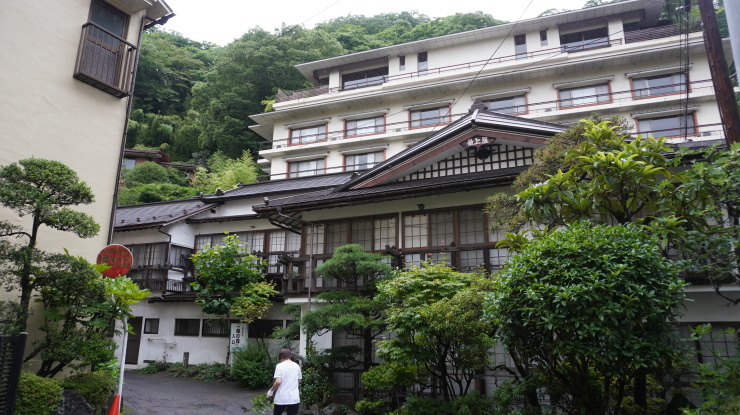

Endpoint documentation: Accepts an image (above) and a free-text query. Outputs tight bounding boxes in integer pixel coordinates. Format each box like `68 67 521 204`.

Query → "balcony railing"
275 38 626 103
624 24 702 44
261 79 714 152
73 22 137 98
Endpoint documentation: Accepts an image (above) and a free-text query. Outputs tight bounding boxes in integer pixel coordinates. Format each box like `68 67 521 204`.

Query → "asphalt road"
122 370 267 415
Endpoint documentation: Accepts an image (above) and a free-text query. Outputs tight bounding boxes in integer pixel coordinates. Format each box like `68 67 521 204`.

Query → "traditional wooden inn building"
112 0 737 396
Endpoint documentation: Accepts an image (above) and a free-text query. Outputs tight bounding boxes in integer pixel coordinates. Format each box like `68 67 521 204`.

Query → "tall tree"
375 263 496 402
485 223 685 414
301 244 392 372
0 158 99 332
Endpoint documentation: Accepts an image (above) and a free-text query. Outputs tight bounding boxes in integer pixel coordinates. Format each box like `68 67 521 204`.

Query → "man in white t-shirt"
266 348 302 415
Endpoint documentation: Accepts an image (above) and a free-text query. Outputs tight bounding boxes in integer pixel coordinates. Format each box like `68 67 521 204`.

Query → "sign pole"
97 245 134 415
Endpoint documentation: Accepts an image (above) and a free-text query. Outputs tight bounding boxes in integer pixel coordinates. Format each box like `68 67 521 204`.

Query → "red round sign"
96 245 133 278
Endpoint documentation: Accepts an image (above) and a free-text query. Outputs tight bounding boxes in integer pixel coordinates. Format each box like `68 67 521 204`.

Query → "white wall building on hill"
111 0 736 400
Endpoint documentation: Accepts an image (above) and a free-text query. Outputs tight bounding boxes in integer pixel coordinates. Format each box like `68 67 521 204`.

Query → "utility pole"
696 0 740 146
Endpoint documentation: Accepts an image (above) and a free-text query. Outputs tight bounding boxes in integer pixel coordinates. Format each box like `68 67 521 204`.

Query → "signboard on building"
229 322 248 364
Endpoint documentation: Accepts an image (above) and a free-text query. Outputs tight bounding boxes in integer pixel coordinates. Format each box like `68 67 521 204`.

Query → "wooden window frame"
287 158 326 178
289 124 328 146
630 72 689 100
408 105 451 129
344 150 386 171
557 82 612 110
635 112 699 138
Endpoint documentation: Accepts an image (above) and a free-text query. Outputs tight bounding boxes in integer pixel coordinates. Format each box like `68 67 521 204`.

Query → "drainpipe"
157 225 172 276
107 14 164 244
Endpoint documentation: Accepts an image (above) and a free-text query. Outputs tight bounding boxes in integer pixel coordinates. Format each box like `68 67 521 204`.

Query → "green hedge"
15 372 63 415
62 372 116 408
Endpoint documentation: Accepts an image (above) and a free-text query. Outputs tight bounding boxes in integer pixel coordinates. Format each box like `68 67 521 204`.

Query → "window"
410 106 450 128
345 151 384 171
143 318 159 334
248 320 284 339
540 30 548 46
418 52 428 75
483 95 527 115
515 34 527 60
290 124 326 145
560 27 609 52
373 217 397 251
174 319 200 336
346 116 385 137
559 83 610 108
633 72 686 98
637 114 696 137
404 214 429 248
399 55 406 71
266 230 301 273
73 0 133 97
342 67 388 90
288 159 325 178
122 158 136 170
169 245 192 269
202 319 230 337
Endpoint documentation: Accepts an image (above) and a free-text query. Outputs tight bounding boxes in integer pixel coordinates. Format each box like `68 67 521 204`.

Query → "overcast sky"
162 0 592 46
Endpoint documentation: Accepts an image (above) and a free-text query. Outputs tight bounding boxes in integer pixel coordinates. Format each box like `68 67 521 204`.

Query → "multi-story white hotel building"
112 0 736 398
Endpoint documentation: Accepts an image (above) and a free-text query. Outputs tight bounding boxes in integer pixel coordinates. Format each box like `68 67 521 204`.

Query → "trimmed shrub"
15 372 63 415
231 344 274 388
61 372 116 408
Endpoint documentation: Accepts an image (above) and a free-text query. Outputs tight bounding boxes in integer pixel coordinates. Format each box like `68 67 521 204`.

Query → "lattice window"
459 249 485 272
326 222 349 253
397 145 534 182
430 211 454 247
459 209 485 245
351 220 373 251
404 214 428 248
202 319 230 337
174 319 200 336
489 248 510 271
373 217 396 250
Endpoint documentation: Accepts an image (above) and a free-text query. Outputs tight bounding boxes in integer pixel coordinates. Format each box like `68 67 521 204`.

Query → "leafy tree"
375 263 496 402
487 121 739 301
123 161 188 187
23 255 149 378
485 223 685 414
190 234 275 322
192 151 261 194
301 244 392 372
190 27 346 159
118 160 197 205
0 158 99 332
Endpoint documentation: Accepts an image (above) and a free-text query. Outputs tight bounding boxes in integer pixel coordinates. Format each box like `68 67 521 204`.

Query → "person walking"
266 348 302 415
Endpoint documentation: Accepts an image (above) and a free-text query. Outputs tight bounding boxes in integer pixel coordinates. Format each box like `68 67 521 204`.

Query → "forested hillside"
126 12 506 167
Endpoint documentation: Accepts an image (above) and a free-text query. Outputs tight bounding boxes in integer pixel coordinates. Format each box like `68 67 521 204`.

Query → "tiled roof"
334 109 565 191
203 172 356 199
254 165 527 213
115 199 217 231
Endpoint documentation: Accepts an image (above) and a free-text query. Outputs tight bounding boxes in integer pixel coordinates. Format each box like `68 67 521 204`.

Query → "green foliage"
118 182 199 205
300 360 338 407
192 151 260 194
61 372 116 408
376 263 496 401
151 361 233 382
231 342 275 388
484 223 685 414
683 324 740 414
123 161 188 187
392 396 456 415
355 399 390 415
249 393 274 414
190 233 272 319
138 360 167 374
15 372 63 415
0 300 23 335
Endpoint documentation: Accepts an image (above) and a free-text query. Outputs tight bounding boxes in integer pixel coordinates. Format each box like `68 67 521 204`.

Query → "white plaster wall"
123 302 293 367
0 0 139 260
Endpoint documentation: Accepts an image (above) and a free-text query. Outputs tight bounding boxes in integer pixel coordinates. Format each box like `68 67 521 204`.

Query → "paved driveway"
122 371 266 415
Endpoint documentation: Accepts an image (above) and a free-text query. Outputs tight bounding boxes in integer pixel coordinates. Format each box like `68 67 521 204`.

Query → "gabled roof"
115 199 217 231
253 109 566 215
336 109 565 191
